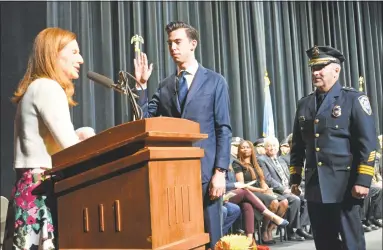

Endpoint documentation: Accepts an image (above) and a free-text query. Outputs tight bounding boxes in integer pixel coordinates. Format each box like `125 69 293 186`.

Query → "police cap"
306 45 345 67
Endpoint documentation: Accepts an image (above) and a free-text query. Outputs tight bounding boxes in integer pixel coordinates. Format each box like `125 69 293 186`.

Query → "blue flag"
262 71 275 137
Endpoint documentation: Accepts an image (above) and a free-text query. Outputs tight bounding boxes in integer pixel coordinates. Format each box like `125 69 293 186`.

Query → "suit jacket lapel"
316 82 341 115
183 65 207 112
268 157 283 181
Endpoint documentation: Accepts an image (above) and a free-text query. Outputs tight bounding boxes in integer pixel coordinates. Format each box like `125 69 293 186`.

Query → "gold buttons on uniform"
315 119 319 124
318 162 322 166
315 133 320 138
316 148 320 152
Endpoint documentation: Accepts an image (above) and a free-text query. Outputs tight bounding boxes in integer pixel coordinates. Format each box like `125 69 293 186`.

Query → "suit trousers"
202 182 223 249
361 185 382 220
282 193 301 229
222 202 241 235
308 201 366 250
299 194 311 226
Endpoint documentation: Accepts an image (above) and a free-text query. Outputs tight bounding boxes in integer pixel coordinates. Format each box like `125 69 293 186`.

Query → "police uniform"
289 46 377 250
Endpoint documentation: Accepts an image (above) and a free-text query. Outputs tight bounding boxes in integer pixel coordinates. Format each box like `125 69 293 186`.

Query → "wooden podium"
47 117 210 249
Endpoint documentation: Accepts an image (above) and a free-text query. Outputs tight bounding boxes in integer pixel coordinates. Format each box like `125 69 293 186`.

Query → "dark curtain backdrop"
0 2 47 197
46 1 382 139
1 1 382 198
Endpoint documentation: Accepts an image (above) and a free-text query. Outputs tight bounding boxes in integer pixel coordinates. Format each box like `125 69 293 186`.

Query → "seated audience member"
253 138 266 158
233 140 289 245
361 140 383 231
258 137 312 241
230 137 243 163
222 202 241 235
225 164 289 247
280 133 292 166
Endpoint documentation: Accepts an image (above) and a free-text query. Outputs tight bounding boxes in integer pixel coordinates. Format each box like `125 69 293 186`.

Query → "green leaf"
34 198 44 208
22 211 29 221
15 208 23 219
32 222 41 233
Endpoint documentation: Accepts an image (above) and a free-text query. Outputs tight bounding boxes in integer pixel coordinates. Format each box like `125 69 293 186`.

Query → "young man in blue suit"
134 21 232 249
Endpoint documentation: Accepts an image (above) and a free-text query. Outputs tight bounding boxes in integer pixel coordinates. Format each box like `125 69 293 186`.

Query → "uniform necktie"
177 71 188 109
316 93 326 111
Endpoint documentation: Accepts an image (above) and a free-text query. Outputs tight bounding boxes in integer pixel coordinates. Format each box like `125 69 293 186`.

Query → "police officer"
289 45 377 250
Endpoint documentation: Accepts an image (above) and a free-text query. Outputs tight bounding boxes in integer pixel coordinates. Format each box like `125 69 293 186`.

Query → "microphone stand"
117 71 143 121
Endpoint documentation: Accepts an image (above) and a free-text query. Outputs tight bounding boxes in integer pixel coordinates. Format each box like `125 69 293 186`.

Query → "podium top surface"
47 117 207 175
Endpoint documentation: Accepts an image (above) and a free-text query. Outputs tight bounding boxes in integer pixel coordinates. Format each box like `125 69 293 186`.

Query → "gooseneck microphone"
87 71 143 120
87 71 128 94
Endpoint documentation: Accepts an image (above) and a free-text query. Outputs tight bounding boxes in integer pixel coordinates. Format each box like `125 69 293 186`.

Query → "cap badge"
313 45 320 57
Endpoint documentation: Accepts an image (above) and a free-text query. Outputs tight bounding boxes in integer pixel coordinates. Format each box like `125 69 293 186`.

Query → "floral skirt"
3 168 55 250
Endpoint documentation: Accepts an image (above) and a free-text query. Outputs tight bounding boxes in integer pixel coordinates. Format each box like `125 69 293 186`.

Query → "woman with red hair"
4 27 94 249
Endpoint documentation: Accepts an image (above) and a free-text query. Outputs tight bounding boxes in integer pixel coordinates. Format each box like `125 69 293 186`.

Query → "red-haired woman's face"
239 141 252 158
58 40 84 80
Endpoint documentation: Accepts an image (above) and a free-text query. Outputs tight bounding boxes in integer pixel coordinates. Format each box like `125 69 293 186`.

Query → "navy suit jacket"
136 64 232 183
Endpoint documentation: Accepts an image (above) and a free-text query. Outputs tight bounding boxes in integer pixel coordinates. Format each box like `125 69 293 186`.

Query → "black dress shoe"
261 240 276 245
370 224 379 230
287 232 305 241
296 228 314 239
363 224 372 232
364 220 379 230
371 219 383 227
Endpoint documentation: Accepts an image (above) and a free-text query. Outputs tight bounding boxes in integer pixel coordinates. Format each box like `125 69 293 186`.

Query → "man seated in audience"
258 136 313 241
231 137 243 163
361 134 383 231
222 201 241 235
280 133 292 166
253 138 266 159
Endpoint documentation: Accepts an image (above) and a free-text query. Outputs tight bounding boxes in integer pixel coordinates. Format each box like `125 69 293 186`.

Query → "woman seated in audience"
232 140 289 244
226 164 289 247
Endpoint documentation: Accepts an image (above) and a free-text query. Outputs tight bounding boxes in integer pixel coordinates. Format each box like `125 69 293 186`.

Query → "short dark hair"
165 21 199 42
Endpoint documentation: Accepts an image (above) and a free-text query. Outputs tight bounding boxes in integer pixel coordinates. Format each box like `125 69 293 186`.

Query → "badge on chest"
332 105 342 118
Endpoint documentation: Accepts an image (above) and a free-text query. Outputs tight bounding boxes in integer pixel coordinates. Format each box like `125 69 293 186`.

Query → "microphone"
87 71 143 120
87 71 128 95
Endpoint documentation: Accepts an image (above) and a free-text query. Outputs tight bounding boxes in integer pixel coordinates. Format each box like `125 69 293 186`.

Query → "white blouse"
14 78 80 169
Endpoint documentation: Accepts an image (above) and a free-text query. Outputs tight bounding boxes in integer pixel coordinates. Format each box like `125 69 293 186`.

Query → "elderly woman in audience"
232 140 289 244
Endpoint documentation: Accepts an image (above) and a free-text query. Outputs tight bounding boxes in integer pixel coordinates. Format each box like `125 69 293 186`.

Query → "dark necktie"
316 93 326 111
177 71 188 109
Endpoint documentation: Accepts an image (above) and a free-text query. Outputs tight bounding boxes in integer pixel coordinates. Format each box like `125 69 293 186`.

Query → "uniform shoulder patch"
358 95 372 115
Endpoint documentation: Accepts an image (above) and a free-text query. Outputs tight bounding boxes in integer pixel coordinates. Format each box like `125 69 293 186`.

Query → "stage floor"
270 228 382 250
